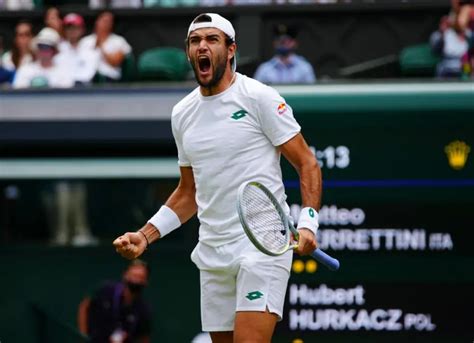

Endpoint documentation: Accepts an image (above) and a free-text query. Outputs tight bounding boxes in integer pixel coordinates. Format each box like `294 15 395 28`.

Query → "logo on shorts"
246 291 264 301
231 109 247 120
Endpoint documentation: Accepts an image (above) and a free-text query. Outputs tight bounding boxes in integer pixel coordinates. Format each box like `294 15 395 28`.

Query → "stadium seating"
120 53 137 82
399 43 440 77
137 47 191 81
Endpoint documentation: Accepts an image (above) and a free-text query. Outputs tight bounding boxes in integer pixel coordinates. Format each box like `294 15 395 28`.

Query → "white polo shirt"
172 73 301 247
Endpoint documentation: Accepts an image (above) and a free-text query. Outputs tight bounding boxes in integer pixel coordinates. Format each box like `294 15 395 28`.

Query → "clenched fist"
295 228 317 256
113 232 147 260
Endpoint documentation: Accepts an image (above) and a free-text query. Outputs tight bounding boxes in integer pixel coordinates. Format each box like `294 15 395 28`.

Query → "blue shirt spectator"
254 24 316 84
254 54 315 84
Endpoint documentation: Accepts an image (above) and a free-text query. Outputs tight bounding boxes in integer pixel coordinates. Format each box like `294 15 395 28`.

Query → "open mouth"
198 56 211 73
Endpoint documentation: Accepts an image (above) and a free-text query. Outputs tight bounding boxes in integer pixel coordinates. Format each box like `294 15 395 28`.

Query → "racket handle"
312 248 340 271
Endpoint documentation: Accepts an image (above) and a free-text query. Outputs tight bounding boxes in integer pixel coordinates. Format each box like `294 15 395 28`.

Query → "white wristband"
297 207 319 236
147 205 181 238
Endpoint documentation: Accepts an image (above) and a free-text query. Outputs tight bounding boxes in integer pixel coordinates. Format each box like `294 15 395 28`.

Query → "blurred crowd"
0 1 472 89
0 0 339 10
0 7 132 88
0 7 318 89
430 0 474 78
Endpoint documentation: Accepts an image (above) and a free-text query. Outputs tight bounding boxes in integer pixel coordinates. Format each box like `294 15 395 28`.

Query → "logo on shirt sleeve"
277 103 287 115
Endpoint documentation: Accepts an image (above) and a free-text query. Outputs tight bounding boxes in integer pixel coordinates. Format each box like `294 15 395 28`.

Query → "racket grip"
312 248 340 271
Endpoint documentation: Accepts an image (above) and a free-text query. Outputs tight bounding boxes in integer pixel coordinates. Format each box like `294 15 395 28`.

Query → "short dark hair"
127 259 151 276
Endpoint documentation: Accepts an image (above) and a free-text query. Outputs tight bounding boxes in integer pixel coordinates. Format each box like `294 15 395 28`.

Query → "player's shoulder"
172 87 200 118
236 73 281 99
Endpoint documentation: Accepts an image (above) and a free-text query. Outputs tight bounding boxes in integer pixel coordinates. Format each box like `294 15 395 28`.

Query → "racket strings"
241 185 289 254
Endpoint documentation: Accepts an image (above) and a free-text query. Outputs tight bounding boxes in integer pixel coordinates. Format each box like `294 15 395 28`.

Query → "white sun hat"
33 27 60 49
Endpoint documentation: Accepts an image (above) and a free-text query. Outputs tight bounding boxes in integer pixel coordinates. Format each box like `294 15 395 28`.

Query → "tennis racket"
237 181 340 271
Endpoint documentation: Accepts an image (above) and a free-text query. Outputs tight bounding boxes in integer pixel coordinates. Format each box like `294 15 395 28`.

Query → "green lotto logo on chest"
231 109 248 120
246 291 264 301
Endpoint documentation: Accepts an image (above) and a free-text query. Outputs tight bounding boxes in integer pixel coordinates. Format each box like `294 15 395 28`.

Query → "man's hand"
295 228 317 256
113 232 147 260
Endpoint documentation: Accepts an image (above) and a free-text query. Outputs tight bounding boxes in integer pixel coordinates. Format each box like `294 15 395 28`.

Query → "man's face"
15 23 33 50
36 44 56 63
64 25 84 43
187 28 235 88
45 8 62 33
123 264 148 296
123 265 148 286
274 35 297 57
95 12 114 34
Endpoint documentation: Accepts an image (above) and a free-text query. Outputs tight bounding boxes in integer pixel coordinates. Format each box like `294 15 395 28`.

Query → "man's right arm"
113 166 196 259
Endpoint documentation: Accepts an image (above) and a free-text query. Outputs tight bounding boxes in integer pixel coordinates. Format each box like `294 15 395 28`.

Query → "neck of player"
200 69 236 97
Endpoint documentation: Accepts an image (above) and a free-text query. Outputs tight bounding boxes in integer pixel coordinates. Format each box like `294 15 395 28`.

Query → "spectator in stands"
0 35 12 83
78 259 152 343
81 11 132 81
2 20 34 74
1 0 34 10
430 14 472 78
89 0 142 8
57 13 99 85
458 0 474 31
44 6 63 38
458 0 474 77
254 24 316 84
13 27 74 88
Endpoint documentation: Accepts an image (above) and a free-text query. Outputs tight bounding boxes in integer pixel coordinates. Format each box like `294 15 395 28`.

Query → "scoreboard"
275 83 474 342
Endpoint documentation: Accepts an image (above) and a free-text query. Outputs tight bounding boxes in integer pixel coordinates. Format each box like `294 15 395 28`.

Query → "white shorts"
191 237 293 332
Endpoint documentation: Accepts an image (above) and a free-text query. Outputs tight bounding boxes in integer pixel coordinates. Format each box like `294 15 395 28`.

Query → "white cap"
34 27 60 49
187 13 237 71
187 13 235 41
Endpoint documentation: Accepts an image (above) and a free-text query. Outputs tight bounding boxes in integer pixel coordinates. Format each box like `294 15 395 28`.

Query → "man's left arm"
279 132 322 255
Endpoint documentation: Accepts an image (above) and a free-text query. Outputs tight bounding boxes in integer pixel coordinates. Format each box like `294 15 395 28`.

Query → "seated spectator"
77 259 152 343
44 6 64 39
13 27 74 89
2 20 34 73
1 0 34 10
254 24 316 84
0 36 13 83
57 13 99 85
80 11 132 81
457 0 474 77
89 0 142 8
430 15 472 78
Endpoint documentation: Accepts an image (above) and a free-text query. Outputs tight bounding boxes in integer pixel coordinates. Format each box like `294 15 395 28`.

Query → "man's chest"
181 104 263 163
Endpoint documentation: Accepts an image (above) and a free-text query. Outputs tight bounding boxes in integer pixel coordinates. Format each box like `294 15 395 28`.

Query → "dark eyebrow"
206 34 220 40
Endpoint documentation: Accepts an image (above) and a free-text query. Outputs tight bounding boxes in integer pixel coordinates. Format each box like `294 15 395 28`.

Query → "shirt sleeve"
171 112 191 167
256 85 301 146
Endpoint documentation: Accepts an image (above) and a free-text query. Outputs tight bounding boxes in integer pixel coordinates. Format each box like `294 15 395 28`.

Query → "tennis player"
113 13 322 343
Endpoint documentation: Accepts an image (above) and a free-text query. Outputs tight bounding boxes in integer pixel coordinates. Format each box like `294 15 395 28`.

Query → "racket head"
237 181 291 256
